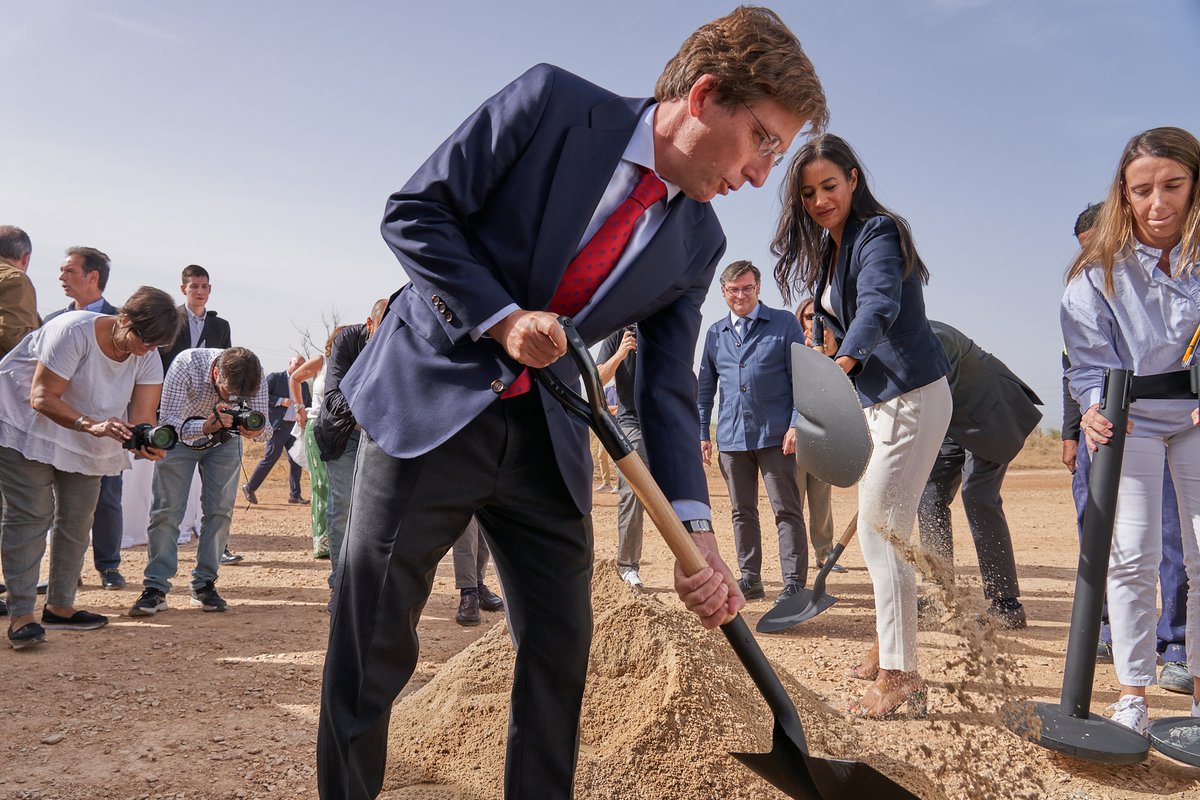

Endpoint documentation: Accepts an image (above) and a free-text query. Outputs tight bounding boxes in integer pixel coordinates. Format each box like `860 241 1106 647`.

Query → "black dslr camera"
225 397 267 433
122 423 179 451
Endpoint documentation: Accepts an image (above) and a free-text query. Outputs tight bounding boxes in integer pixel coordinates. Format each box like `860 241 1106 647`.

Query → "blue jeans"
1074 434 1186 662
144 437 242 594
324 429 360 590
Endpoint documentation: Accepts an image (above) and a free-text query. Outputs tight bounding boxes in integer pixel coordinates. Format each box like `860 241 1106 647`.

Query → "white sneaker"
596 483 613 493
1107 695 1149 735
621 570 645 591
1191 698 1199 718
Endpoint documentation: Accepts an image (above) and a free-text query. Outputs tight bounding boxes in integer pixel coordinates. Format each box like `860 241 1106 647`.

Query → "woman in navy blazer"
773 133 952 719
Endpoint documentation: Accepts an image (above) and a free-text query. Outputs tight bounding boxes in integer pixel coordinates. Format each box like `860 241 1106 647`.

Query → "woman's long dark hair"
771 133 928 305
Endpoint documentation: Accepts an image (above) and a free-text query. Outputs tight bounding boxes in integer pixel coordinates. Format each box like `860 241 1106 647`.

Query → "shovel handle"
835 513 857 549
811 514 856 596
530 317 710 577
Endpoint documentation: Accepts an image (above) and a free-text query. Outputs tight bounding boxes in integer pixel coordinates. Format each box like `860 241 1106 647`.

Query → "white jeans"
1108 425 1200 687
859 377 953 671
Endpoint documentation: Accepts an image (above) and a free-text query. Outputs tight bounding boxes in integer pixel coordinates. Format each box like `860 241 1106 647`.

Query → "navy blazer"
697 304 804 451
814 215 949 407
44 298 119 322
266 370 311 429
342 64 726 513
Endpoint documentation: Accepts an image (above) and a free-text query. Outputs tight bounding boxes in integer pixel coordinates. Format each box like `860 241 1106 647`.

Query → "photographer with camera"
129 346 269 617
0 286 179 650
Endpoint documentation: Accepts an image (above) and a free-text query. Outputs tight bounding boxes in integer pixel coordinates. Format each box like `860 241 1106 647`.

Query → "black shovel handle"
532 316 808 737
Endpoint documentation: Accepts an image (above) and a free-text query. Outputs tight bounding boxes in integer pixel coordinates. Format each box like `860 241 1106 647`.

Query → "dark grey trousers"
917 439 1020 602
718 446 807 586
317 392 593 800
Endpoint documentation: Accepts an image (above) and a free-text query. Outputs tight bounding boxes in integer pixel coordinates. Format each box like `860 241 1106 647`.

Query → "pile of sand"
383 567 941 799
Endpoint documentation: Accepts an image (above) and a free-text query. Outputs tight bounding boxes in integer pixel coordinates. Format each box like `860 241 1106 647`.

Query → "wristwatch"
682 519 714 534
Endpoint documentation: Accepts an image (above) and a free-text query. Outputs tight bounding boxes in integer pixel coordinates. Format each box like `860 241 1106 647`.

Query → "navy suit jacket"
342 64 727 513
697 304 804 451
814 215 949 407
266 370 311 429
931 321 1042 465
44 298 119 322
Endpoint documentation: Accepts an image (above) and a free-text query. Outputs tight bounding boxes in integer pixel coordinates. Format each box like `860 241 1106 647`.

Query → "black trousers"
317 392 593 800
917 439 1020 601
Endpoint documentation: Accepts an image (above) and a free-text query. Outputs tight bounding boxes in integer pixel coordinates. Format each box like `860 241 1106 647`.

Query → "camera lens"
148 425 178 449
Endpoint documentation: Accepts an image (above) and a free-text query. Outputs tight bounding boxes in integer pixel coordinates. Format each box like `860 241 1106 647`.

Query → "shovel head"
756 588 838 633
732 716 920 800
791 343 872 488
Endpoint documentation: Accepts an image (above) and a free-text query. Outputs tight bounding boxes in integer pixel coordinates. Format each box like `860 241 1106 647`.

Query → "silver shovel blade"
790 343 872 488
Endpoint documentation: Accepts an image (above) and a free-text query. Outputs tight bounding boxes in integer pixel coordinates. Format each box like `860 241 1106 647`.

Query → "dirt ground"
3 435 1200 800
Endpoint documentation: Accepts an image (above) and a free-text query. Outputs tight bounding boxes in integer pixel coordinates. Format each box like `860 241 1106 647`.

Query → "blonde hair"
655 6 828 133
1067 127 1200 295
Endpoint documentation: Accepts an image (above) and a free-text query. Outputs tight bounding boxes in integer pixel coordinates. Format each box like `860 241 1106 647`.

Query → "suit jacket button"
491 379 505 393
432 294 442 305
443 311 453 322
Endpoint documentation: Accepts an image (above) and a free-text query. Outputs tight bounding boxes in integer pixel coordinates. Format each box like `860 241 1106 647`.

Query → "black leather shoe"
241 484 258 505
287 496 310 505
455 590 481 626
0 598 7 617
737 577 765 600
774 583 802 605
99 568 126 591
477 583 504 612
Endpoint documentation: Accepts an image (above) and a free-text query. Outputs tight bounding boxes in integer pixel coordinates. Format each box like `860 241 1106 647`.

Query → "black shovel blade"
756 589 838 633
731 717 920 800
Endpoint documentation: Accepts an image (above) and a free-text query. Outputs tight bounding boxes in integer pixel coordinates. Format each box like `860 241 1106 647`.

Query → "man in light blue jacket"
698 260 807 602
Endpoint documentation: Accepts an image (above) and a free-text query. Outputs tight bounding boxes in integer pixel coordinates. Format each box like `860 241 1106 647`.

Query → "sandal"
847 673 927 720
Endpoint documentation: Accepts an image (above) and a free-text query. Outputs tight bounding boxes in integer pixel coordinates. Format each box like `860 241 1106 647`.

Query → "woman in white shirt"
0 286 179 649
1062 126 1200 734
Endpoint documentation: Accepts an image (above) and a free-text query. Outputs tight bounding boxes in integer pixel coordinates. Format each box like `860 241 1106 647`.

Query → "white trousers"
859 377 953 671
1108 425 1200 687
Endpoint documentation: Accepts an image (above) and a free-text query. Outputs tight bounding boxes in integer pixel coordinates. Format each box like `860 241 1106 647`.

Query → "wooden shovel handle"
615 452 709 576
836 513 858 548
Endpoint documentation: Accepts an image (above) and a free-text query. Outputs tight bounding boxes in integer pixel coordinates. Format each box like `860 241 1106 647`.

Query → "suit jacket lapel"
528 96 652 310
576 197 703 339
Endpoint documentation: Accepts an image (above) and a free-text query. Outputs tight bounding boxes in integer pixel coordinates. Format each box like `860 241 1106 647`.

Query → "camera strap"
179 416 232 451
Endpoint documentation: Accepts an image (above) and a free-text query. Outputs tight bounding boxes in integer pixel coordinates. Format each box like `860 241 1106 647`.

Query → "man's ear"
686 74 721 119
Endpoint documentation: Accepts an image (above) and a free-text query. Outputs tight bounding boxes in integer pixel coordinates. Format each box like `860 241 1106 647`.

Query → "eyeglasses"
802 313 815 321
723 284 759 297
743 102 786 167
131 329 168 350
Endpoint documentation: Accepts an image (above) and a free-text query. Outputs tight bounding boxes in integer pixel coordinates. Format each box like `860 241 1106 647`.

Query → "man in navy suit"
242 355 311 505
44 247 125 590
318 8 828 799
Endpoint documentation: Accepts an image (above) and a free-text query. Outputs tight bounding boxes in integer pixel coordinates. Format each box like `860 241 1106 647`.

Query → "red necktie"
502 166 667 398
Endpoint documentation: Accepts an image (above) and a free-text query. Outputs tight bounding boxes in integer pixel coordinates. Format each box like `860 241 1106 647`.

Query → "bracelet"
73 415 88 431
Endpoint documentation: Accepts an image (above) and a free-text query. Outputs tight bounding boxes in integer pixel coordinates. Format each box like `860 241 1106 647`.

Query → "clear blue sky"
3 0 1198 431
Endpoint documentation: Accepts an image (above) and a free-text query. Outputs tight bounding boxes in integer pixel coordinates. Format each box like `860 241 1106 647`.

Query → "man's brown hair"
655 6 827 132
719 259 761 286
215 347 263 397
